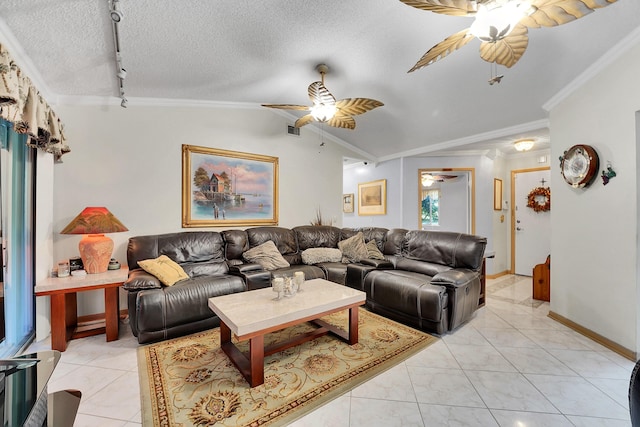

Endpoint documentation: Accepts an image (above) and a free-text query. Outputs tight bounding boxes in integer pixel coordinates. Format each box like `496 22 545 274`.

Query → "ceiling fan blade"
294 114 315 128
261 104 310 111
479 24 528 68
523 0 617 28
408 28 474 72
308 81 336 105
335 98 384 116
398 0 477 16
327 113 356 129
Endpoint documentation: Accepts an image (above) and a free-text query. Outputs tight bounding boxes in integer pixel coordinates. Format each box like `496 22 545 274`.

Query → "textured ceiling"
0 0 639 160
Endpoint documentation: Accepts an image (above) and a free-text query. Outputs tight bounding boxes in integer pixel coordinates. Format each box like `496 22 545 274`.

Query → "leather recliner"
124 231 245 344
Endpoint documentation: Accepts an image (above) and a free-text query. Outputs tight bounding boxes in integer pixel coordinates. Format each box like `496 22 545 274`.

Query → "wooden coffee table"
208 278 365 387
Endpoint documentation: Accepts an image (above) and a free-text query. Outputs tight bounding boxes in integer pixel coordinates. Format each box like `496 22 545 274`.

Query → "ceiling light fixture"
120 97 128 108
469 1 532 42
401 0 619 76
514 138 535 152
421 174 435 187
117 67 127 79
262 64 383 130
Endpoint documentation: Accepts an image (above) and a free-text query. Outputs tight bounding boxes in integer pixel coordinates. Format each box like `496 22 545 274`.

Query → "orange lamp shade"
61 207 128 274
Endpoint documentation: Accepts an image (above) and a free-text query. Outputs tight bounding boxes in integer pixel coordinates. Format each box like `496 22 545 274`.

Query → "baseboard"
548 310 636 361
486 270 509 280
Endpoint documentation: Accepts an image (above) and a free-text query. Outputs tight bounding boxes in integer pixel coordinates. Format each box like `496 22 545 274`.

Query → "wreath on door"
527 187 551 212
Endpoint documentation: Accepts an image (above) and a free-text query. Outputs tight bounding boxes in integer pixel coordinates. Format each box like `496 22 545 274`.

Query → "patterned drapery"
0 43 69 160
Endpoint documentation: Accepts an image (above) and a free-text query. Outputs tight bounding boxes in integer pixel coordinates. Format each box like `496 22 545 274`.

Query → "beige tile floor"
26 275 634 426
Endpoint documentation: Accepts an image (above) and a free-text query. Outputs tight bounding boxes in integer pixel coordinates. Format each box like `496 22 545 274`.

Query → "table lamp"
60 207 128 274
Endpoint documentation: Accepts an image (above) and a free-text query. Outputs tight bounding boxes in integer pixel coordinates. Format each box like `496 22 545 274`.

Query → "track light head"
117 68 127 79
120 97 128 108
110 0 123 22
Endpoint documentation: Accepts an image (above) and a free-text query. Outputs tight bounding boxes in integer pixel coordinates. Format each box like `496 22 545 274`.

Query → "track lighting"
110 0 123 22
120 97 128 108
117 68 127 79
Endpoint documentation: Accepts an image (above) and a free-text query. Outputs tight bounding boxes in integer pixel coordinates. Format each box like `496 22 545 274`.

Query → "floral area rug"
137 309 437 426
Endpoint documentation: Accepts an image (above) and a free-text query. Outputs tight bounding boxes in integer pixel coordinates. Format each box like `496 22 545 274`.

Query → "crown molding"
377 118 550 162
543 26 640 112
0 18 56 103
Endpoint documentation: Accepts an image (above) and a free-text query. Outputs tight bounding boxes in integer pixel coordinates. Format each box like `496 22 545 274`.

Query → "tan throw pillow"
366 240 385 260
301 248 343 264
243 240 290 271
138 255 190 286
338 232 369 263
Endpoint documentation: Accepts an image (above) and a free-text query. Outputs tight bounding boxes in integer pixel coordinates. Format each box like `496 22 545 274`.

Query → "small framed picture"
358 179 387 216
343 193 354 213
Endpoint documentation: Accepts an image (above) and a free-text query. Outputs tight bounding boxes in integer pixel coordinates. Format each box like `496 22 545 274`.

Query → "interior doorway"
511 167 551 276
418 168 475 234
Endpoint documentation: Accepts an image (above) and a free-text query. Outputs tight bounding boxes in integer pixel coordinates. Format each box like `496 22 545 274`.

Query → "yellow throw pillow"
138 255 189 286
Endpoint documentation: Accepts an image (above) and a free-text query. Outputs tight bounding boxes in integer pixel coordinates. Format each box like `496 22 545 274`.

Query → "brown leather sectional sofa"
123 226 486 344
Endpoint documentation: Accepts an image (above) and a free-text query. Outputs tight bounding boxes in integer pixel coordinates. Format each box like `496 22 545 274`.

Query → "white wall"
550 42 640 353
36 104 363 335
342 159 403 229
34 150 54 340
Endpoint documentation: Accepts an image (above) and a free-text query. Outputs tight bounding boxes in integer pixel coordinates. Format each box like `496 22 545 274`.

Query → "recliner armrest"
360 258 394 268
229 263 264 274
228 265 272 291
431 269 478 289
123 269 162 291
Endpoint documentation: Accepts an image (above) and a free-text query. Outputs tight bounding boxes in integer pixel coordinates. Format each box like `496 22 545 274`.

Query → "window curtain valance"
0 43 70 160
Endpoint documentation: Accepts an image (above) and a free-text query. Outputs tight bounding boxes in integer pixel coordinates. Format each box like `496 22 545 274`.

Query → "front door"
513 168 551 276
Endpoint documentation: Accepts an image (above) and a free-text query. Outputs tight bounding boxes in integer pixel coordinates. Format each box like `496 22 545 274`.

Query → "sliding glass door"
0 119 36 357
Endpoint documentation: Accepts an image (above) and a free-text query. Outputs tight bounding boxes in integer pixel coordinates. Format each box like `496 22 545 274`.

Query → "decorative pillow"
138 255 190 286
243 240 290 271
301 248 343 265
338 232 369 263
365 240 385 260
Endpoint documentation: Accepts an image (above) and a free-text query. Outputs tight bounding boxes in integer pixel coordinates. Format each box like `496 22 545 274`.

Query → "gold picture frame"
494 178 503 211
358 179 387 216
182 145 278 227
343 193 354 213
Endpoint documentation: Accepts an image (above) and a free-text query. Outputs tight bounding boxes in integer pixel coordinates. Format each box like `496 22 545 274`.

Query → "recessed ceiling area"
0 0 638 161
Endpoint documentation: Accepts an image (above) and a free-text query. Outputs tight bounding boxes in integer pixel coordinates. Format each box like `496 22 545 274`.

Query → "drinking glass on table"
272 276 284 300
293 271 305 292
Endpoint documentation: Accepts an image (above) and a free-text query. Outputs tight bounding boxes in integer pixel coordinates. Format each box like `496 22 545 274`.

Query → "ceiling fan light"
310 103 337 122
514 138 534 151
421 174 435 187
469 1 531 41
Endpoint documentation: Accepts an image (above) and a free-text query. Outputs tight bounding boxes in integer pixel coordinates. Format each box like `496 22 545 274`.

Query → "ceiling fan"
262 64 383 130
400 0 618 74
421 173 459 186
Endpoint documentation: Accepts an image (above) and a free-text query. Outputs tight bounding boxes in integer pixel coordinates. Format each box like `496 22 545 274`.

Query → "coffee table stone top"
208 278 365 338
